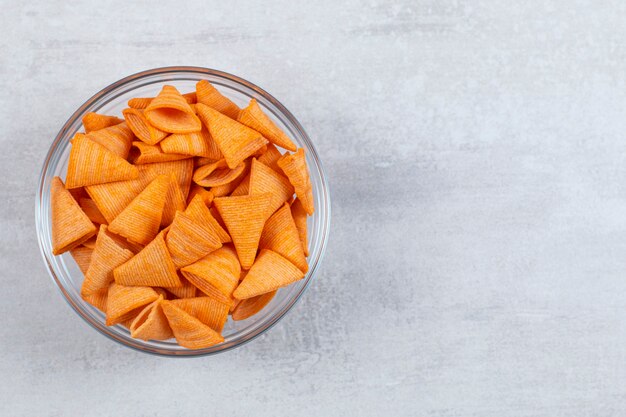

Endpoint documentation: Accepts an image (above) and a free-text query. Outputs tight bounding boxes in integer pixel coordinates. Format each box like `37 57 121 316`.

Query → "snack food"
50 81 314 349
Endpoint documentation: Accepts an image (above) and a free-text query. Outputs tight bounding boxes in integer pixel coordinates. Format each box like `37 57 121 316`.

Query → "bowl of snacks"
35 67 330 356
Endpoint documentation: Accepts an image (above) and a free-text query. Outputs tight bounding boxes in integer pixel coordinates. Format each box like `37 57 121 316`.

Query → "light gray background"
2 1 626 416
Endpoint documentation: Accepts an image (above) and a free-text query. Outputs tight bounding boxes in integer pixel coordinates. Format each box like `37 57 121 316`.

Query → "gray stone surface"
2 1 626 415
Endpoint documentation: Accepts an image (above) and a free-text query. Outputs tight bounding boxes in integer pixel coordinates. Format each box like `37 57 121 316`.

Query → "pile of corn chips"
50 81 314 349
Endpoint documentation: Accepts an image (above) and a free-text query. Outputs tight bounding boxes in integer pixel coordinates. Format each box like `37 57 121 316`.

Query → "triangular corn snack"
249 158 294 216
78 198 107 225
114 232 181 287
209 158 251 197
129 141 190 164
166 210 222 268
277 148 314 215
86 159 193 223
238 99 297 151
171 297 229 333
180 246 241 303
85 122 134 159
161 301 224 349
187 184 213 207
130 296 174 341
66 135 139 188
70 245 93 274
160 127 223 159
185 195 230 243
108 175 169 245
123 108 168 145
257 143 283 173
81 225 134 296
213 193 272 269
82 288 108 313
142 159 194 199
210 159 250 197
195 80 240 119
233 250 304 299
145 85 202 134
259 203 308 272
82 112 123 133
231 290 277 321
105 283 159 326
51 176 97 255
196 103 267 169
291 198 309 257
161 175 187 228
128 92 196 109
193 159 245 188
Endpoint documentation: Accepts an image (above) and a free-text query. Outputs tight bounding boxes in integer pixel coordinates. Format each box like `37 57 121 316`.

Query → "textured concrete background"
2 1 626 416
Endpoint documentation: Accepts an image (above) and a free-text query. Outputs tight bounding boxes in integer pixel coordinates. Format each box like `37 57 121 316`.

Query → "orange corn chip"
82 288 108 313
171 297 229 333
277 148 314 215
234 250 304 299
249 158 295 216
86 159 193 223
196 103 268 169
160 175 187 228
108 175 169 245
82 112 124 133
122 108 169 145
78 198 108 225
291 198 309 257
186 195 231 243
210 157 252 197
187 184 213 207
84 122 134 159
238 99 297 151
161 301 224 349
145 85 202 134
70 245 93 274
81 225 134 296
193 159 246 188
128 92 197 109
213 193 272 269
105 283 159 326
166 210 222 268
164 276 197 299
160 127 223 159
257 143 283 173
231 290 277 321
142 158 194 199
66 135 139 189
130 296 174 341
180 246 241 303
114 232 181 288
129 141 190 164
195 80 240 119
259 203 308 272
51 176 97 255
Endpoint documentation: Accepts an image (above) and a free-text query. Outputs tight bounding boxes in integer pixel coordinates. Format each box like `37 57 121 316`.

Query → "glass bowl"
35 66 331 357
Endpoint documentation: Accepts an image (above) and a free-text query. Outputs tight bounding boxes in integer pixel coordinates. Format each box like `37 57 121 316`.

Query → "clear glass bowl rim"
35 66 331 357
